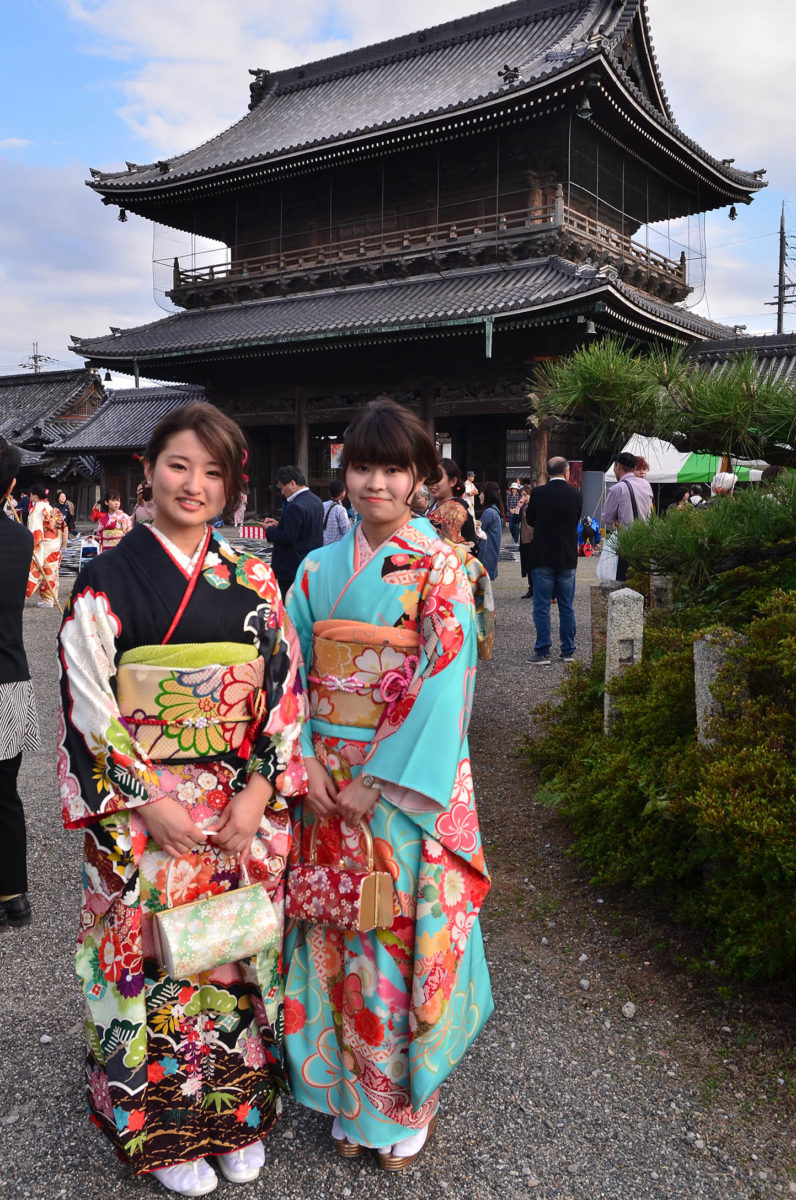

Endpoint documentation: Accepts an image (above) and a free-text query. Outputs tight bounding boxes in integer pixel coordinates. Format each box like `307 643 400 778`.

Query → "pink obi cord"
308 656 418 714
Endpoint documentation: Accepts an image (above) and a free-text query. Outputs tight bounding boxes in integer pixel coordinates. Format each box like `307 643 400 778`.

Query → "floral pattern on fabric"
26 499 62 602
284 518 492 1149
58 526 307 1173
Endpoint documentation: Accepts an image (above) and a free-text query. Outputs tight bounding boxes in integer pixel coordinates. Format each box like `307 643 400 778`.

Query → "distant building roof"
71 258 730 374
53 384 206 452
693 331 796 384
0 368 103 447
88 0 763 207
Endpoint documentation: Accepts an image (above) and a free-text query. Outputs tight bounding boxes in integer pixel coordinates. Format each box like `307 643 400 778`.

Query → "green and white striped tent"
602 436 766 485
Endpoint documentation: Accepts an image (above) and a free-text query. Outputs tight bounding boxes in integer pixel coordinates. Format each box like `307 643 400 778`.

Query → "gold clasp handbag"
286 820 394 933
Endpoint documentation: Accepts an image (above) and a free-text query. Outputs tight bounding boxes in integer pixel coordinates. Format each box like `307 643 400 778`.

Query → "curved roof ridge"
270 0 589 92
91 0 600 184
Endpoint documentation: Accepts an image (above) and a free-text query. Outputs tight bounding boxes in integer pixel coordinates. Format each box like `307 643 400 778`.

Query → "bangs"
340 398 440 484
342 411 414 470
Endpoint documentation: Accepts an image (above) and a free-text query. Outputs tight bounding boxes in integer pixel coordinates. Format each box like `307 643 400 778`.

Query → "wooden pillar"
422 381 435 438
295 387 309 479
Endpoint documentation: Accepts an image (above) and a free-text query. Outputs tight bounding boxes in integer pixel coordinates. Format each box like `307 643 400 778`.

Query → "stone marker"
590 581 624 659
649 573 674 609
604 588 644 733
693 630 748 746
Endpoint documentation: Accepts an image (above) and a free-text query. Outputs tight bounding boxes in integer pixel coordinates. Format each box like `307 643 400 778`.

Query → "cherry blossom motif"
450 758 474 806
309 688 333 719
351 646 408 696
299 1026 362 1119
450 909 476 953
434 799 479 855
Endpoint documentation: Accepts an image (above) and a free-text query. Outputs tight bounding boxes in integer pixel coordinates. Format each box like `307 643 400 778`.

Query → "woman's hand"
207 773 273 856
304 756 340 819
337 777 380 827
141 797 206 858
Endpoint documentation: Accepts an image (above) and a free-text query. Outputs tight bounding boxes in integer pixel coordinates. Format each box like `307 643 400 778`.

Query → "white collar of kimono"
147 523 207 574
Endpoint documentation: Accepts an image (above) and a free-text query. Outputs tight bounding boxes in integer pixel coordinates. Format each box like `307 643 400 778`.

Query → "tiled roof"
88 0 761 199
71 259 729 368
53 385 206 452
0 368 102 444
693 331 796 384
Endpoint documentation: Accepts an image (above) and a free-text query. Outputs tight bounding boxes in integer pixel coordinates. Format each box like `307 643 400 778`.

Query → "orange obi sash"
308 619 419 731
115 645 266 760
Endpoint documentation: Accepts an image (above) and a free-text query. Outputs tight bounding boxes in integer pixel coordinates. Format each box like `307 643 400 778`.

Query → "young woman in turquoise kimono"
284 397 493 1170
58 404 306 1197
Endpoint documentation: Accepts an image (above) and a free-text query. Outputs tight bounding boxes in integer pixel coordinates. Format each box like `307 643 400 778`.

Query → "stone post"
693 631 749 746
649 574 674 609
590 581 624 659
604 588 644 733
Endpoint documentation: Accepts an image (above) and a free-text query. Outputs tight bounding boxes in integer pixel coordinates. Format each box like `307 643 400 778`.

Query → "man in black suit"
524 456 582 665
263 465 324 596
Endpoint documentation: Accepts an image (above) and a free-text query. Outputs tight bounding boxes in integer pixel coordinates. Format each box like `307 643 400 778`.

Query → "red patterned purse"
286 821 394 932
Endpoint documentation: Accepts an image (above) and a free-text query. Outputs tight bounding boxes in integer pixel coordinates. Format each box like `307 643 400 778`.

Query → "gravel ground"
1 543 793 1199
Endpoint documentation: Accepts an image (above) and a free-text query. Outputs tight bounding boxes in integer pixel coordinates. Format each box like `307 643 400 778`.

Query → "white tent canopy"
602 435 767 484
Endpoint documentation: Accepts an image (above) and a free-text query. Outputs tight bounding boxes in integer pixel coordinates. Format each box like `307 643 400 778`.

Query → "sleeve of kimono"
236 555 308 796
283 557 319 759
362 546 478 812
57 583 177 829
25 505 44 597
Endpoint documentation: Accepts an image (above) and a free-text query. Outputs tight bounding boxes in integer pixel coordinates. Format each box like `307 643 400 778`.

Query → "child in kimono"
58 403 305 1197
284 397 493 1170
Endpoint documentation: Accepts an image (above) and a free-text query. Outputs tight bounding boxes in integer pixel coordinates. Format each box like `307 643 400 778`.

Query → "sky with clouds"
1 0 794 378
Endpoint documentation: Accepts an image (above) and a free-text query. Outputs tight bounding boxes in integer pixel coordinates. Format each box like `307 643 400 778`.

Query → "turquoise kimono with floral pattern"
284 518 493 1148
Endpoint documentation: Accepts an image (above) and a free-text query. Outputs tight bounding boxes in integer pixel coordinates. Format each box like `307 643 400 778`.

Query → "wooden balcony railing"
166 199 687 295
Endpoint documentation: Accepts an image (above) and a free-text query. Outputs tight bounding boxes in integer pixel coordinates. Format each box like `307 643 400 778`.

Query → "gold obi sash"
308 620 419 731
116 642 265 760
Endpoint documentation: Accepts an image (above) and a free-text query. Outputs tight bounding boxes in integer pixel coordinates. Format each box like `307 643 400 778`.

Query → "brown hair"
144 403 247 519
482 480 505 518
340 398 441 493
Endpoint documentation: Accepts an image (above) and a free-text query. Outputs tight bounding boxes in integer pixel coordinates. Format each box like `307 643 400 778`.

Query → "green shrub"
524 593 796 980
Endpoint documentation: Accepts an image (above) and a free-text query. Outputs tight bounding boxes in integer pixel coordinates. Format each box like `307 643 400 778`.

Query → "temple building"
72 0 765 493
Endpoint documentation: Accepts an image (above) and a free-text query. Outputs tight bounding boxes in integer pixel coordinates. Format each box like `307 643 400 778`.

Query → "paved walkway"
0 547 785 1199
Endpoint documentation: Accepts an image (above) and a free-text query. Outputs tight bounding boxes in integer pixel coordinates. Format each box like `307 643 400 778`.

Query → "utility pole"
18 341 56 373
765 203 796 333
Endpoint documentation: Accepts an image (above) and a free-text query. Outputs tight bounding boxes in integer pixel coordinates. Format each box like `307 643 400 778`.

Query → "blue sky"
1 0 794 377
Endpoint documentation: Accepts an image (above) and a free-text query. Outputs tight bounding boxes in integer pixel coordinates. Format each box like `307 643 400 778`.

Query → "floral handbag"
286 820 394 933
152 854 279 978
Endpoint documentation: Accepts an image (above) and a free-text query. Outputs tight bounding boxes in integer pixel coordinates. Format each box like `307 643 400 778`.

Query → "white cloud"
0 161 160 368
63 0 493 154
16 0 795 364
0 137 32 149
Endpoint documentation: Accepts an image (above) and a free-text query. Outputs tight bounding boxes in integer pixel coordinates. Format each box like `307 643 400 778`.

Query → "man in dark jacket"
0 439 40 927
263 465 324 596
525 456 582 665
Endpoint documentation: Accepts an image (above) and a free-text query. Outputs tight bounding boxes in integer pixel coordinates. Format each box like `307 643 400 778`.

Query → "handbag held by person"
153 853 279 978
286 819 394 932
